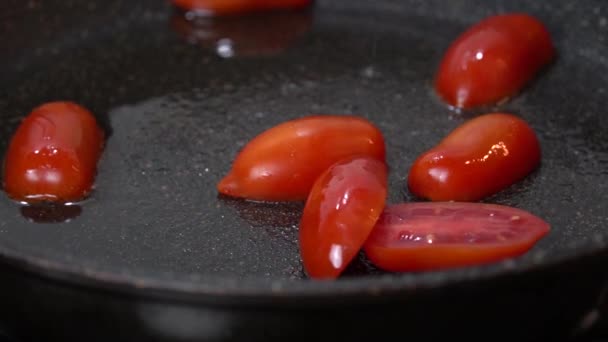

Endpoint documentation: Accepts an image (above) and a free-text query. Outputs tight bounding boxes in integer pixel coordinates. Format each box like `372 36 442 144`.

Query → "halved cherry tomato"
434 13 555 109
299 156 387 279
171 0 312 16
218 115 386 201
2 101 105 203
407 112 541 202
363 202 550 272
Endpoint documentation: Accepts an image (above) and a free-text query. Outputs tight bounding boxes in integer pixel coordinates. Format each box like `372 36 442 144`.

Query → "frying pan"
1 0 607 341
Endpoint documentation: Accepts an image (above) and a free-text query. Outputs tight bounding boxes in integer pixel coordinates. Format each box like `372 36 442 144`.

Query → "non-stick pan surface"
0 0 607 341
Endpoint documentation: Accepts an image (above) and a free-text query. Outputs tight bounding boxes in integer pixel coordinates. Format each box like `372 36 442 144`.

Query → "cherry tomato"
434 13 555 109
171 0 312 16
299 156 387 279
363 202 550 272
407 113 541 202
2 101 105 203
218 115 386 202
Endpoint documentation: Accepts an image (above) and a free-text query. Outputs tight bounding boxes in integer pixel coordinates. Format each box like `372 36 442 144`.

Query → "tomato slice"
299 156 388 279
407 112 541 202
363 202 550 272
218 115 386 202
171 0 312 16
434 13 555 109
2 101 105 204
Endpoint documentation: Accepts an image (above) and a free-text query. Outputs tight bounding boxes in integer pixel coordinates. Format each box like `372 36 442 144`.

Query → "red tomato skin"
434 13 555 109
363 202 550 272
299 156 387 280
218 115 386 201
171 0 312 16
2 102 105 203
407 113 541 202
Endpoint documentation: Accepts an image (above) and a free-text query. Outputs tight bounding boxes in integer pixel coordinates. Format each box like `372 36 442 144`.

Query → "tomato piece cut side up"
218 115 386 202
363 202 550 272
299 156 388 280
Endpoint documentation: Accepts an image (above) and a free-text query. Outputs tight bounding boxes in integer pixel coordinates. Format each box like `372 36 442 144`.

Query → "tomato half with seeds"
434 13 555 109
407 112 541 202
299 156 387 279
3 101 105 203
218 115 386 202
363 202 550 272
171 0 312 16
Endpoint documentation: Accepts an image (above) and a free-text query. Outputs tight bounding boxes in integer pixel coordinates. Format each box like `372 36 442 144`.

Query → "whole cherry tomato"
299 156 387 279
218 115 386 202
363 202 550 272
407 113 541 202
3 101 105 204
171 0 312 16
434 13 555 109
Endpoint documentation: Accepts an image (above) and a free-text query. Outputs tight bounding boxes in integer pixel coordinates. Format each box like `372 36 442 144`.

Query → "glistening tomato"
171 0 312 16
218 115 386 201
434 13 555 109
299 156 387 279
363 202 550 272
3 101 105 203
407 113 541 202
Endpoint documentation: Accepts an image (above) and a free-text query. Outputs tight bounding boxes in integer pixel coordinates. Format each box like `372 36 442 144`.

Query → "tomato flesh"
2 102 105 203
363 202 550 272
171 0 312 16
299 156 387 279
407 113 541 202
218 115 386 202
434 13 555 109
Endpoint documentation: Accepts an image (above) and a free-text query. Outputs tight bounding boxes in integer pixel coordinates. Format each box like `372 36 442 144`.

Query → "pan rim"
0 236 606 301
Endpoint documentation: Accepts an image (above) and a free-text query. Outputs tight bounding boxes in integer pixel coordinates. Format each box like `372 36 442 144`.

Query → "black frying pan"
1 0 607 341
